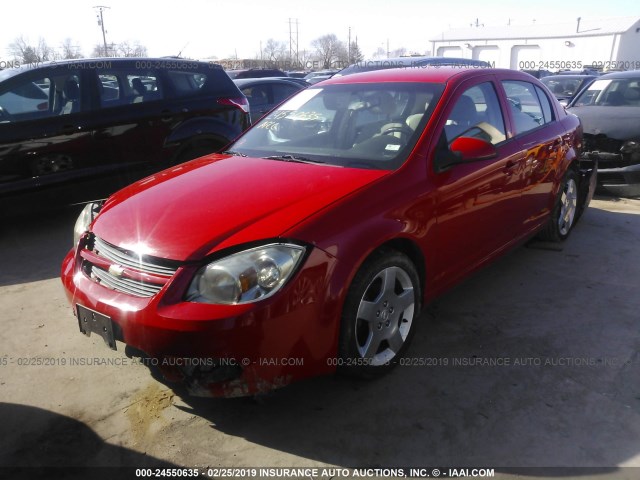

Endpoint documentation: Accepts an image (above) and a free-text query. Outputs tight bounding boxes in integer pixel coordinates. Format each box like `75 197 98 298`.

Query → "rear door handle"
503 159 520 176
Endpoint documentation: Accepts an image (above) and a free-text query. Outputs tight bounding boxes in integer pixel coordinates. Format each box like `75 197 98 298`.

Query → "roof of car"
542 75 597 80
597 69 640 79
0 57 223 81
319 67 523 85
233 78 305 87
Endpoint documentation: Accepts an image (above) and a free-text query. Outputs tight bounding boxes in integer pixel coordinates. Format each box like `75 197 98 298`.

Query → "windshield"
572 77 640 107
228 82 444 170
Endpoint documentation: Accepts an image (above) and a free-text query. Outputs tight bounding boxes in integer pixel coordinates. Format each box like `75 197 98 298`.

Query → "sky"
1 0 638 63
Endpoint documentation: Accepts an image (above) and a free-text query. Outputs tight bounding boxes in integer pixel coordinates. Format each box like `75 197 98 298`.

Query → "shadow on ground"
0 403 179 479
0 206 82 287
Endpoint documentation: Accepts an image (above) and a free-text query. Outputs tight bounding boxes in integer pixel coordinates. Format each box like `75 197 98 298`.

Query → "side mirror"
434 136 497 172
450 136 497 161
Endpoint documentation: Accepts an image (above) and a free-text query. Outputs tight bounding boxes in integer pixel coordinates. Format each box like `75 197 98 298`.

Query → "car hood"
568 106 640 141
93 154 387 261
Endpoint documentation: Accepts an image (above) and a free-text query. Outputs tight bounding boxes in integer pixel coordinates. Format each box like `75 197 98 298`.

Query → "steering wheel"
381 125 414 139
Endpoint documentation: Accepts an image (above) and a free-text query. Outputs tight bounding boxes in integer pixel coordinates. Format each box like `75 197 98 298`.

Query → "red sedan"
61 68 596 397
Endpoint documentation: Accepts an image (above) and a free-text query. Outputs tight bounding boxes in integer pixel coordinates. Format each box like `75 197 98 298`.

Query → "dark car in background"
226 68 287 79
286 71 308 79
269 77 310 88
303 70 340 85
555 69 600 76
335 56 491 77
0 58 250 214
233 78 306 120
541 74 597 105
520 69 553 79
568 70 640 197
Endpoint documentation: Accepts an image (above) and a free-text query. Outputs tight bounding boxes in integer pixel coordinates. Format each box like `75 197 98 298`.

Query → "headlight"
186 243 306 305
73 202 101 247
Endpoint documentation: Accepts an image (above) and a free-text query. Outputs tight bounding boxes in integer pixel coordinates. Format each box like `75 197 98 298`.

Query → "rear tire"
539 169 579 242
338 249 421 378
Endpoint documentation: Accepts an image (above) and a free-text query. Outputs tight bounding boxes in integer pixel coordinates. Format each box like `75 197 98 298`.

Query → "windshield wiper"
221 150 248 157
263 154 325 164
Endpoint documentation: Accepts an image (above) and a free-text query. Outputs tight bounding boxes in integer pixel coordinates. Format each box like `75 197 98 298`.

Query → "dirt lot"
1 196 639 479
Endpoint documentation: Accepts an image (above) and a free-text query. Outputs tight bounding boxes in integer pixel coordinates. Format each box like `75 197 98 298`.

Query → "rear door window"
535 85 554 123
97 70 163 107
502 80 546 135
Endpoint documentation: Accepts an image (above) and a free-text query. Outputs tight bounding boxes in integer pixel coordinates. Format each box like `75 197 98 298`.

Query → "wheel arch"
376 237 427 299
169 133 230 164
336 235 427 311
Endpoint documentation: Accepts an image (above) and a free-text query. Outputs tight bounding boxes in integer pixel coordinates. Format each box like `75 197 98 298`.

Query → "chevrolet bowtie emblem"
108 264 125 278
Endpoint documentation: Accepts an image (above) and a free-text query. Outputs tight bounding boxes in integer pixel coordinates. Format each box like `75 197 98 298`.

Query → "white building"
430 16 640 71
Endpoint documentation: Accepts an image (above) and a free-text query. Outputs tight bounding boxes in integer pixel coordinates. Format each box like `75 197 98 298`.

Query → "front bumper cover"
581 147 640 198
61 245 340 397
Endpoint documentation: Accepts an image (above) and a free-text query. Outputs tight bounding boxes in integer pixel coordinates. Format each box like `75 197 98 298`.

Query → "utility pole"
288 18 299 66
348 27 351 63
289 18 292 61
94 6 110 56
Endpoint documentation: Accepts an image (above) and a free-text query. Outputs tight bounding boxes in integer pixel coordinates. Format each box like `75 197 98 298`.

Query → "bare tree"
89 41 146 58
297 49 313 70
371 47 387 59
61 38 83 59
390 47 407 58
116 41 148 57
311 34 345 69
263 38 287 63
91 44 105 57
8 36 53 63
117 41 135 57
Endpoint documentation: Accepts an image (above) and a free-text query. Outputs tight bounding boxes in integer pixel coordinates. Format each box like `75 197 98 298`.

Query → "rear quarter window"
167 67 239 97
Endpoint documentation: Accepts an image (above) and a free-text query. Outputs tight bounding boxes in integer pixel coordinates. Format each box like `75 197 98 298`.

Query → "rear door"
499 78 566 232
86 63 166 174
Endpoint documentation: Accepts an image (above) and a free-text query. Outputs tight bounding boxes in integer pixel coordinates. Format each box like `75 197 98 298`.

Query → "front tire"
539 169 579 242
338 249 421 378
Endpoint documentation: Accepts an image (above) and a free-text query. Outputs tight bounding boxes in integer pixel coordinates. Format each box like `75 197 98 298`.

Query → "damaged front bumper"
581 143 640 198
577 155 598 215
61 245 340 398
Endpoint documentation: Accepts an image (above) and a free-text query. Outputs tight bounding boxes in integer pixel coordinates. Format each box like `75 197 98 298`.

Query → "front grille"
90 266 165 297
93 237 176 276
82 236 179 298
